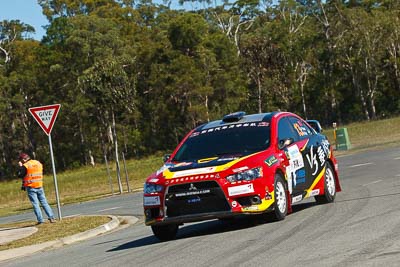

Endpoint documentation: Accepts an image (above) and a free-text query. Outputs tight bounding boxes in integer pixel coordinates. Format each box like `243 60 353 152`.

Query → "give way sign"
29 104 61 135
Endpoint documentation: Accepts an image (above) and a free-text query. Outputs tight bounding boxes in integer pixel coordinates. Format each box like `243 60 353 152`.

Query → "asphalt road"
2 146 400 267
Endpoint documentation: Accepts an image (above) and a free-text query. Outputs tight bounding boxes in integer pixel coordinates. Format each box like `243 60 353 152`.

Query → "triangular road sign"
29 104 61 135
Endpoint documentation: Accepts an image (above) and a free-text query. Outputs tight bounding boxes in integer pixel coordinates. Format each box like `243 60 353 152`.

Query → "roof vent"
222 111 246 123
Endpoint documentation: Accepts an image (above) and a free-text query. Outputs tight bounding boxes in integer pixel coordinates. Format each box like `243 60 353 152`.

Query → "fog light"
145 209 152 219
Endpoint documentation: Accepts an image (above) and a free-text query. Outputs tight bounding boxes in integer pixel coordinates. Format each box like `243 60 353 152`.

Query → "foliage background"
1 0 399 178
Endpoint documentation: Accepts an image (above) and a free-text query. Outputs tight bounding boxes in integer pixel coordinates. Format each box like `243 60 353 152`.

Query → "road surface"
2 146 400 267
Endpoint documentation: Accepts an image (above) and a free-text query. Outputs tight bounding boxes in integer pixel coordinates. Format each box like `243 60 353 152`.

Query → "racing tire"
273 174 288 221
151 224 178 241
315 162 336 204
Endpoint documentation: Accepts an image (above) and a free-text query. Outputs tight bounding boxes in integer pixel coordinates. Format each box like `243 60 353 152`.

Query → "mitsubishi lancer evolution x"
143 111 341 240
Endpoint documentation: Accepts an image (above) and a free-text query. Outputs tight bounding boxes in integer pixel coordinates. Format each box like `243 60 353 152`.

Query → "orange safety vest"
23 160 43 188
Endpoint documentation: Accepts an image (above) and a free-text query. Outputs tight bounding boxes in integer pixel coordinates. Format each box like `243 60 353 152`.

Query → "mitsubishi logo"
188 183 197 191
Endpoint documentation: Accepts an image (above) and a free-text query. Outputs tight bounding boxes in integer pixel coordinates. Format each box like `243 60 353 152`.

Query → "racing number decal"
285 145 305 194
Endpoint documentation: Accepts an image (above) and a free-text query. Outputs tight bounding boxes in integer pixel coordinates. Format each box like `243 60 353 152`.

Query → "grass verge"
0 215 111 251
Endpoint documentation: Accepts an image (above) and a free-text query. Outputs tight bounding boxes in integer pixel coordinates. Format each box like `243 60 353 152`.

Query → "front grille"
165 181 230 217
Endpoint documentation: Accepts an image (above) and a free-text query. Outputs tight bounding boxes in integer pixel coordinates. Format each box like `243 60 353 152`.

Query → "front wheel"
273 174 288 221
151 224 178 241
315 163 336 204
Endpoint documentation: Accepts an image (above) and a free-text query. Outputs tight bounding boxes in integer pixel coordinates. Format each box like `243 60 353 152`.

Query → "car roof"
198 111 280 131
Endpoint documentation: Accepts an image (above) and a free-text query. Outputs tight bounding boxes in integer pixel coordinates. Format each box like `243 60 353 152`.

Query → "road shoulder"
0 215 138 263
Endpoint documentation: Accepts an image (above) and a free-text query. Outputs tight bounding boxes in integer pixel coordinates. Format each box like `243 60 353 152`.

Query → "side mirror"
306 120 323 133
163 154 171 163
278 138 294 150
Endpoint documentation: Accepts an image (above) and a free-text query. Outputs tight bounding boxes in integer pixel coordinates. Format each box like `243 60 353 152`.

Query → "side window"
278 117 299 143
288 116 313 138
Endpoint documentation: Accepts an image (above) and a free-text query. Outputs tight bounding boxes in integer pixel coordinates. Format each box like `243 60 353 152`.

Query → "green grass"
0 215 110 251
0 153 164 217
323 116 400 155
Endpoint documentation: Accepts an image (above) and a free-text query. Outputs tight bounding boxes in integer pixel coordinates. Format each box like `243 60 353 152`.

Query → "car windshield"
173 122 270 162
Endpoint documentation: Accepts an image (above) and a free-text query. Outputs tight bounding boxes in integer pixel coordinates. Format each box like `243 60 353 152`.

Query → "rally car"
143 111 341 240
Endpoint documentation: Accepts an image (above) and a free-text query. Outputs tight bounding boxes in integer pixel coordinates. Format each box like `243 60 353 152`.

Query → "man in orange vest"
18 152 56 225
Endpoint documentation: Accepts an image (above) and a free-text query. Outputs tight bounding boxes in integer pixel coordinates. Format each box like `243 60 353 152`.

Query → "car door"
287 116 324 197
277 116 303 198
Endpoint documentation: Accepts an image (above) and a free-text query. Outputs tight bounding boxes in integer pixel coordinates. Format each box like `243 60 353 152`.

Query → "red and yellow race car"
143 111 341 240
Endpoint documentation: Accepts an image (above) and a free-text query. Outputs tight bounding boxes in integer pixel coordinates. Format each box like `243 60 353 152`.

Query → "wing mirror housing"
163 154 171 163
306 120 323 133
278 138 294 150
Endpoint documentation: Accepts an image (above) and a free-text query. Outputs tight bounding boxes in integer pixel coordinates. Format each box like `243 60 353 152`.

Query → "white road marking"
97 207 121 212
396 174 400 177
362 180 383 186
349 162 374 168
64 214 81 218
394 157 400 160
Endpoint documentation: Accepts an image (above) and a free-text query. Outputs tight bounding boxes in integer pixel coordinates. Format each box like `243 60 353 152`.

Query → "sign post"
28 104 62 221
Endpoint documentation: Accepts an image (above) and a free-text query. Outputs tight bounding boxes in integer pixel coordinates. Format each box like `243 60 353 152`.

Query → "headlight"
226 167 263 183
144 183 164 194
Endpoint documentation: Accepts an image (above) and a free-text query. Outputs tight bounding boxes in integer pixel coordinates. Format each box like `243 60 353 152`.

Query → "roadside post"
28 104 62 221
104 154 114 195
333 122 337 150
122 152 131 192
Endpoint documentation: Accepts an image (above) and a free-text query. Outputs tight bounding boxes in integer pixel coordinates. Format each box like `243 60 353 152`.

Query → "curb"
0 215 138 263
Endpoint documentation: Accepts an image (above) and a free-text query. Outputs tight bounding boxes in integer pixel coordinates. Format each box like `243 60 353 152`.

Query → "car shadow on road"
107 201 316 252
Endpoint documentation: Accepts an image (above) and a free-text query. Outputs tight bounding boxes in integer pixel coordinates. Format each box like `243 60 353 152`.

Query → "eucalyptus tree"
379 8 400 115
0 20 41 177
336 6 387 120
298 0 347 122
142 11 246 150
38 0 144 168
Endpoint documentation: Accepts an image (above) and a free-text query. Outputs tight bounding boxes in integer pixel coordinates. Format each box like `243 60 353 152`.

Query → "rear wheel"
273 174 288 220
315 163 336 204
151 224 178 241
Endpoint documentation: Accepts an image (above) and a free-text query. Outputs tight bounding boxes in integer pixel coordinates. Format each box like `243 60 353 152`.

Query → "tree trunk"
258 75 262 113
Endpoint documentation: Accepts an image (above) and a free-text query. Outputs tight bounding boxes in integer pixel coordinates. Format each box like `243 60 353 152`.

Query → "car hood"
153 151 267 181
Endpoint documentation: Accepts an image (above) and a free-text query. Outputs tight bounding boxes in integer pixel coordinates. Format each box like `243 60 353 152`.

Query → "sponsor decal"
217 157 238 162
294 123 307 136
286 145 304 193
258 122 269 127
144 196 160 206
243 206 259 211
287 145 301 159
306 145 319 176
265 156 278 167
233 166 249 173
198 157 218 163
149 178 159 183
231 201 238 208
292 195 303 203
156 163 175 175
187 196 201 204
172 166 216 178
321 139 330 156
228 184 255 196
189 122 269 139
175 162 193 167
190 132 200 137
310 189 320 196
317 146 326 166
295 169 306 185
175 189 211 197
307 145 326 176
